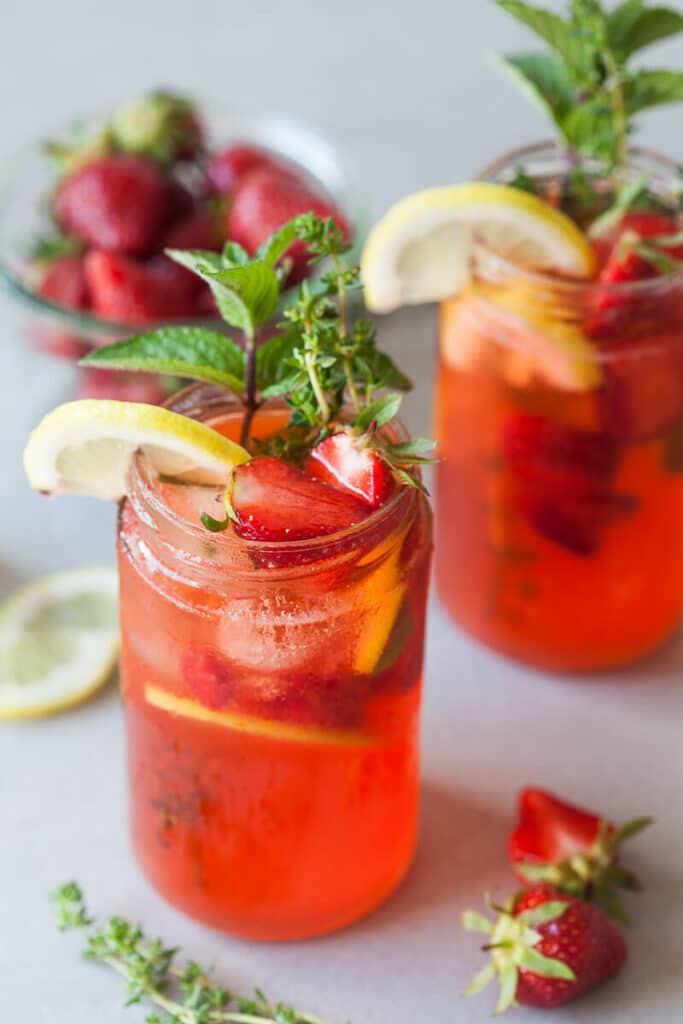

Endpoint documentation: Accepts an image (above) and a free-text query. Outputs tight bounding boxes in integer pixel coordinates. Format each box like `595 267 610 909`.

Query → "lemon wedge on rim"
0 567 119 719
361 182 596 313
24 400 250 501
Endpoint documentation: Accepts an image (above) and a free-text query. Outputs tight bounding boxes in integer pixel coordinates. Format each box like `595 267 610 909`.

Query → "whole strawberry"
110 90 204 164
54 155 175 255
509 788 652 922
463 885 627 1012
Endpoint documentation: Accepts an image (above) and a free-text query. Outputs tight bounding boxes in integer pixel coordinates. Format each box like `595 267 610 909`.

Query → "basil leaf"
82 327 246 395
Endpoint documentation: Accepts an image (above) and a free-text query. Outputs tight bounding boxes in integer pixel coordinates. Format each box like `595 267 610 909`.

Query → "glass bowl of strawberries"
0 90 359 403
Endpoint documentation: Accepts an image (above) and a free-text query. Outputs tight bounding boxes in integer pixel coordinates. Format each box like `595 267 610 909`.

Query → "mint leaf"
81 327 246 395
360 350 413 392
495 52 574 125
609 2 683 57
209 263 281 332
221 241 250 267
356 393 403 431
385 438 438 464
256 330 299 390
166 250 281 336
624 69 683 114
496 1 574 62
256 221 300 268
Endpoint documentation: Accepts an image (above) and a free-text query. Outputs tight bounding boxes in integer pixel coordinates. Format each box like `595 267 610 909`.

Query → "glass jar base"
130 829 417 941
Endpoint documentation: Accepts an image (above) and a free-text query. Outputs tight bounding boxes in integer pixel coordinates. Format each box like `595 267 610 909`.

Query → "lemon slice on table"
144 685 374 748
361 183 596 313
24 400 250 501
0 567 119 719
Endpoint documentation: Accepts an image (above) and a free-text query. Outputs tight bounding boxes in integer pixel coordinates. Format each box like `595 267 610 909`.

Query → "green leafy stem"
52 882 335 1024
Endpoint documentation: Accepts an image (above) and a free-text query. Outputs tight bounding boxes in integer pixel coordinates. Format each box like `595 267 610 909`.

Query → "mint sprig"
82 213 434 489
496 0 683 171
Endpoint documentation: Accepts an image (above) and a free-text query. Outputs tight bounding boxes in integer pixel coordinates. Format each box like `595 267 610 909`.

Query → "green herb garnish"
52 882 335 1024
81 213 435 489
496 0 683 172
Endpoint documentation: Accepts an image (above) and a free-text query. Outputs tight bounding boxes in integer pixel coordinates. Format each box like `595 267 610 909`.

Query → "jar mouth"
127 385 417 563
476 140 683 297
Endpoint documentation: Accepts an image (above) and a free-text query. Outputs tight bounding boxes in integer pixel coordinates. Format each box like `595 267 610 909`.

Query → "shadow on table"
343 780 508 939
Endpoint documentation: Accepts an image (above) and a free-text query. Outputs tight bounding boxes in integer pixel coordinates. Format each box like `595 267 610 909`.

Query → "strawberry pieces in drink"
226 167 350 284
206 143 288 195
54 155 176 256
598 334 683 441
181 647 235 711
232 457 369 542
509 788 651 920
305 432 393 509
502 413 632 556
84 249 198 324
463 885 627 1012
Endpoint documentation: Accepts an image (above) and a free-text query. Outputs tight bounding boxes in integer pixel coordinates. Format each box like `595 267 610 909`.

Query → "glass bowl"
0 103 365 356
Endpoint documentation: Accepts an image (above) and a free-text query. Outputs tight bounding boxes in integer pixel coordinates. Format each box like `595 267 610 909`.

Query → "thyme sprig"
53 882 335 1024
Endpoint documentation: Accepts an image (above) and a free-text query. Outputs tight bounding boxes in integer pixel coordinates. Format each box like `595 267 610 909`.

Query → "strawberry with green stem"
508 788 652 923
463 885 627 1013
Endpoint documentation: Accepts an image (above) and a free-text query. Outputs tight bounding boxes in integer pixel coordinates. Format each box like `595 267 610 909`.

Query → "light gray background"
2 2 683 1022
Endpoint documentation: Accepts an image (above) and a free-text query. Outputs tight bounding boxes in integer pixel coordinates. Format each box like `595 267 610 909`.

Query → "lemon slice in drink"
145 684 374 748
24 400 250 501
361 183 596 313
0 567 119 719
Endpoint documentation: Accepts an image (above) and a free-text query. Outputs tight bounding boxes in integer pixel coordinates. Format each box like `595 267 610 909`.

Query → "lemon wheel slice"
361 182 596 313
145 684 375 748
24 400 250 501
0 567 119 719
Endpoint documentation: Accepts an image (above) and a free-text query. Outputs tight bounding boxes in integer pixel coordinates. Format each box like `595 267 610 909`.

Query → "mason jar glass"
435 144 683 672
117 385 432 939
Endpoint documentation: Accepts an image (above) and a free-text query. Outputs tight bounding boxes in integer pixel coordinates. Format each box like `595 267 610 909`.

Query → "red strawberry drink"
436 144 683 671
118 388 431 940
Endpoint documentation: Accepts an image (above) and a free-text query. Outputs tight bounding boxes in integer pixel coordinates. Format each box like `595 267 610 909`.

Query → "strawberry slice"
305 432 393 509
181 647 235 710
232 457 369 542
226 167 350 284
509 788 652 922
502 413 631 556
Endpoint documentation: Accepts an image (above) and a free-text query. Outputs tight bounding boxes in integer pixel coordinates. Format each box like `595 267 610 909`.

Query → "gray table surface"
2 2 683 1022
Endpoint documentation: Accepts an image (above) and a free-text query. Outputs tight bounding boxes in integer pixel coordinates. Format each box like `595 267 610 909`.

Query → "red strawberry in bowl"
226 167 350 284
29 255 92 359
84 249 198 325
231 457 369 542
76 367 168 404
501 413 633 556
206 143 290 195
463 885 627 1012
305 432 393 509
54 155 176 256
509 788 652 922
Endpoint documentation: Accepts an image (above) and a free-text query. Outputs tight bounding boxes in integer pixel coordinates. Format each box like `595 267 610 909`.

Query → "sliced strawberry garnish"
232 457 368 542
84 249 198 324
226 167 350 284
587 211 683 339
502 413 631 556
508 788 652 922
54 155 176 256
305 432 393 509
206 143 292 194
